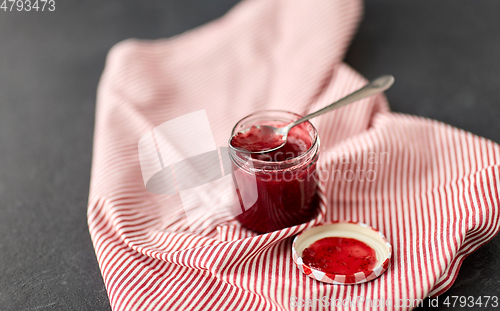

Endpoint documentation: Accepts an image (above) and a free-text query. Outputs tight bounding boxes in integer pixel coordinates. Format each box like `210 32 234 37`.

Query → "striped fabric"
87 0 500 310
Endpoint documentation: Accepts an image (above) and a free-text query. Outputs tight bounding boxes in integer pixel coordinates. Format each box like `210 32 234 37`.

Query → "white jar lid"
292 221 392 285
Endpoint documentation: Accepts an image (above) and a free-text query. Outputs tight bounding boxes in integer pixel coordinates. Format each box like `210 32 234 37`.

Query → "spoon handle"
285 75 394 131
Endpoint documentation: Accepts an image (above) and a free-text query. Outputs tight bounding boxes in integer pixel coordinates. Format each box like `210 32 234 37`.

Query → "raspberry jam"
230 126 284 153
231 123 312 161
229 111 320 233
301 237 377 275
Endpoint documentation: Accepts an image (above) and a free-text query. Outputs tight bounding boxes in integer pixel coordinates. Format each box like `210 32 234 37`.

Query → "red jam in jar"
230 126 284 153
229 111 320 233
301 237 377 275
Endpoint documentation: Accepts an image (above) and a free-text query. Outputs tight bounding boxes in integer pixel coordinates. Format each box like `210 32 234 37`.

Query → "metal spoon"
229 75 394 154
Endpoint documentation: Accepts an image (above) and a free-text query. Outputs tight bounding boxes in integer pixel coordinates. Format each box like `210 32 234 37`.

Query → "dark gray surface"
348 1 500 309
0 1 498 310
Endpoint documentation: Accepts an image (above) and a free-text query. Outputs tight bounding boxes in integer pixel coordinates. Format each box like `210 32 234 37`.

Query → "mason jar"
228 110 320 233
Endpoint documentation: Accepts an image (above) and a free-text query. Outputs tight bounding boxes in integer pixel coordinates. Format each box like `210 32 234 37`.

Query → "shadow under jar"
229 110 320 233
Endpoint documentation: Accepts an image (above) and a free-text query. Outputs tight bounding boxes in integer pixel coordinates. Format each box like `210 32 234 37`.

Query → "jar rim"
228 109 319 166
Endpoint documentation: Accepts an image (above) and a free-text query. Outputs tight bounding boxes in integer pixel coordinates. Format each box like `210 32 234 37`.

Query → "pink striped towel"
88 0 500 310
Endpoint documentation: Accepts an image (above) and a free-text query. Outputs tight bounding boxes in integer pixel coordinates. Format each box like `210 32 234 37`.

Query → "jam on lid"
301 237 377 275
292 221 392 285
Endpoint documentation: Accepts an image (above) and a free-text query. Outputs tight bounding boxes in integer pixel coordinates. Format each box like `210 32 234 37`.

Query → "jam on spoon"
230 125 284 153
230 122 311 161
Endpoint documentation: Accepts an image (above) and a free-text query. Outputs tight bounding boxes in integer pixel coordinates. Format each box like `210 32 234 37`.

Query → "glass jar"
228 110 320 233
